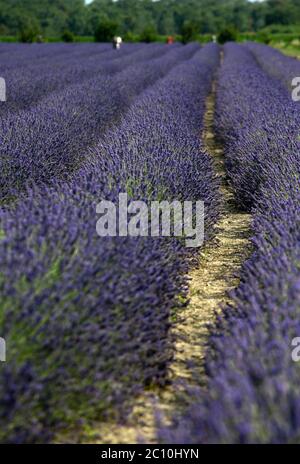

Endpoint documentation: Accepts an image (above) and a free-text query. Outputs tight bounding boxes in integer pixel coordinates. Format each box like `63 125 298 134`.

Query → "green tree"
61 30 75 42
139 25 158 43
94 19 119 42
217 27 238 44
1 0 300 41
181 20 199 44
19 18 41 43
265 0 295 26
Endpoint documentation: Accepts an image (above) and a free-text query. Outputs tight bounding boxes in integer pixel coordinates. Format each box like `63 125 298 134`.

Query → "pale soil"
57 77 253 445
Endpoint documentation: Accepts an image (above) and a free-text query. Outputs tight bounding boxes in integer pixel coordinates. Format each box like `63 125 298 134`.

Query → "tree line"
0 0 300 40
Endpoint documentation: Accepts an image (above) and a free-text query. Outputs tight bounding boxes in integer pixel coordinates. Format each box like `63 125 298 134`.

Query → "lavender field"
0 41 300 444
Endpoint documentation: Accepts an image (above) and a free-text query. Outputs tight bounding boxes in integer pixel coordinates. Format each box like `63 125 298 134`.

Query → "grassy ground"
272 40 300 58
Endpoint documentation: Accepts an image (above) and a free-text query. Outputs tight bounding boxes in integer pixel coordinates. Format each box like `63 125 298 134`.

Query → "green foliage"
124 31 140 43
256 32 272 44
139 25 158 43
265 0 297 27
1 0 300 42
261 24 300 34
0 36 18 43
94 20 119 42
62 30 75 42
0 24 9 36
181 20 199 44
19 22 41 43
198 34 213 44
217 27 238 44
74 36 95 43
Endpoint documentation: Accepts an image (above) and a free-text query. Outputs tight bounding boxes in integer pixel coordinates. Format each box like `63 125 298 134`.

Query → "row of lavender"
0 43 113 71
0 43 197 203
2 44 168 114
159 43 300 443
245 41 300 91
0 44 220 443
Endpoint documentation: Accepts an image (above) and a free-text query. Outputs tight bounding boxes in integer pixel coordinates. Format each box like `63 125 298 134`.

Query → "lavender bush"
0 43 220 443
1 44 170 115
0 43 198 202
245 41 300 91
158 43 300 444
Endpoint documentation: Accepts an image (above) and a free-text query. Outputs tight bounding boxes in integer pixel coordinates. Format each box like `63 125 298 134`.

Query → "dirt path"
172 82 253 386
58 75 253 445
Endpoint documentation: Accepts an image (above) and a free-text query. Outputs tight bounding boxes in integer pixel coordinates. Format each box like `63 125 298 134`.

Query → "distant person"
167 36 174 45
113 36 122 50
212 35 217 43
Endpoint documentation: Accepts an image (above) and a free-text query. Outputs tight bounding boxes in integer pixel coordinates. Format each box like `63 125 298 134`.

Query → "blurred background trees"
217 27 238 44
94 19 119 42
0 0 300 42
181 20 199 44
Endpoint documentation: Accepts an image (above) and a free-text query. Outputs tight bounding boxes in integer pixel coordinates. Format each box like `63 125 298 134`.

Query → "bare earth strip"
57 77 253 444
176 82 253 385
